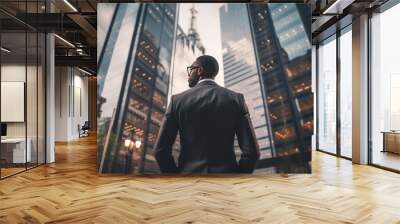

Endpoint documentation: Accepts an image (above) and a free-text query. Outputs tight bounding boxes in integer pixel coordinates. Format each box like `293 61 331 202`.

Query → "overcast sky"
178 3 225 86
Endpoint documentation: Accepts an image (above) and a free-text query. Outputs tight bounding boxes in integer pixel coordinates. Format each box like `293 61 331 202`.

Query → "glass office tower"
97 3 178 174
248 4 312 172
219 4 273 160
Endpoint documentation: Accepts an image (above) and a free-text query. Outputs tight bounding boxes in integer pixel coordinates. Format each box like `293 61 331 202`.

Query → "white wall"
55 67 89 141
71 73 89 138
1 65 26 138
1 65 41 138
1 63 46 164
55 66 69 141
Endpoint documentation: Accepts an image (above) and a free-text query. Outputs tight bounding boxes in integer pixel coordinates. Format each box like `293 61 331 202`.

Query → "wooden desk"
382 131 400 154
1 138 31 164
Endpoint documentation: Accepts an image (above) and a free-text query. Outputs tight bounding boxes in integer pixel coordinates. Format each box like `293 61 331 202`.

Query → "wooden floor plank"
0 136 399 223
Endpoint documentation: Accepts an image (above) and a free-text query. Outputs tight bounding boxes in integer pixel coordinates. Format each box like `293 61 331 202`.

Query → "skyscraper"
97 3 178 174
219 3 312 172
219 4 273 160
248 3 312 172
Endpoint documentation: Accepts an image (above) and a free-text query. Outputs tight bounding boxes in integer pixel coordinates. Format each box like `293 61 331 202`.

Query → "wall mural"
97 3 312 175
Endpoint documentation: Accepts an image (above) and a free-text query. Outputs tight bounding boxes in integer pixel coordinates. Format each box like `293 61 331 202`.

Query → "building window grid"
138 3 176 174
225 68 254 82
249 4 312 165
105 3 177 174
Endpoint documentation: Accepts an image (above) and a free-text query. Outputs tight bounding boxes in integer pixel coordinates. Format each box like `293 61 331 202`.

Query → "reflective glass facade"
219 4 272 160
248 3 312 172
98 3 177 174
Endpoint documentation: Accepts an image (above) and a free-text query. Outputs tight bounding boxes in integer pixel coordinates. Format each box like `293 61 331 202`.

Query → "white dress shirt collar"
198 78 216 84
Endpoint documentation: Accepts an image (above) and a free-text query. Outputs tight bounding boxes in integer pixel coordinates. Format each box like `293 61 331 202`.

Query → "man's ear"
197 66 203 76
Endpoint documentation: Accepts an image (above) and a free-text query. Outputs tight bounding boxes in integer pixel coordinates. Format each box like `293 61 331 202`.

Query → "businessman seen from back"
154 55 260 174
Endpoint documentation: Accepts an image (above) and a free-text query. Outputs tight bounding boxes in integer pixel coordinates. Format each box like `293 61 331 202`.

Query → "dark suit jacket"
154 80 260 174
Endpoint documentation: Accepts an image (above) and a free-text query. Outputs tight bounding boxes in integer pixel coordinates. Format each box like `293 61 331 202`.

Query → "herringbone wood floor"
1 136 400 224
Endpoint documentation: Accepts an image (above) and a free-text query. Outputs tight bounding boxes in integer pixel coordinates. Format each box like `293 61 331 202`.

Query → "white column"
46 33 55 163
54 67 72 141
352 14 369 164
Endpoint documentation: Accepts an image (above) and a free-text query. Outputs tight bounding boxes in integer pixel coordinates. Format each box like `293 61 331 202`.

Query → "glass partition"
1 31 27 177
0 2 46 179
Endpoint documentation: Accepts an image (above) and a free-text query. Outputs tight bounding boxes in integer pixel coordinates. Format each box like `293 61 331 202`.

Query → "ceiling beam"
67 13 97 46
55 55 96 72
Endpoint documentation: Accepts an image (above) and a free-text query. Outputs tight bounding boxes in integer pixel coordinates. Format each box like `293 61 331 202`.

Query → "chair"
79 121 90 138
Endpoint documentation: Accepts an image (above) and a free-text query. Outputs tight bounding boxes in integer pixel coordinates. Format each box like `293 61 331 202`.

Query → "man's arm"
154 96 179 173
235 93 260 173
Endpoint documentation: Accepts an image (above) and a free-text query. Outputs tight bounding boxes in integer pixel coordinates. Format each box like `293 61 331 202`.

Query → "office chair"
79 121 90 138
